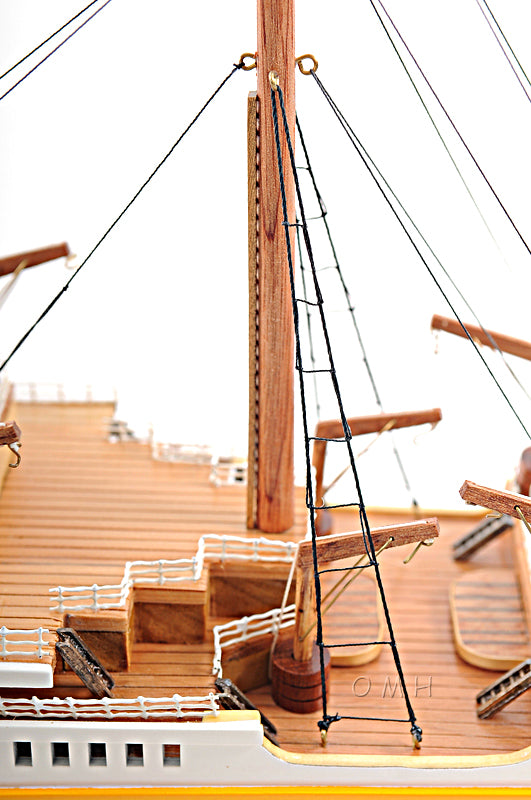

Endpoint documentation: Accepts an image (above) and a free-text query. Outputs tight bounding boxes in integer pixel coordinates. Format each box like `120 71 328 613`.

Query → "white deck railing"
50 534 297 614
212 604 296 678
14 382 116 404
210 458 248 487
0 627 53 660
151 441 212 464
49 578 131 614
0 692 223 720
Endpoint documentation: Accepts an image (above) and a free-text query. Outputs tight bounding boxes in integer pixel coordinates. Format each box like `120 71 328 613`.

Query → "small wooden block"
460 480 531 524
64 608 130 671
65 609 128 632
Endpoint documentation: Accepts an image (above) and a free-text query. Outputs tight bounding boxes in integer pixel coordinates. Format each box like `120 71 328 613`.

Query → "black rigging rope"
0 0 113 104
368 0 505 264
295 115 419 508
295 221 321 419
271 81 421 744
310 69 531 443
368 0 531 402
0 62 244 374
372 0 531 261
0 0 103 83
475 0 531 103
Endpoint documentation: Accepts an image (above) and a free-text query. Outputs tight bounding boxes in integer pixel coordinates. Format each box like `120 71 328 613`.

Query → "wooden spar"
296 517 440 569
0 243 70 278
250 0 296 533
431 313 531 362
293 518 440 661
460 479 531 524
0 421 21 447
312 408 442 507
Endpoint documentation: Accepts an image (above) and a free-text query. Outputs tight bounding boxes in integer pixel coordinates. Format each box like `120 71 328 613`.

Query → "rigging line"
480 0 531 90
0 0 113 104
475 0 531 102
296 115 418 506
273 83 421 742
0 62 244 375
311 70 531 441
270 84 328 720
296 221 321 419
373 0 531 261
304 79 531 409
368 0 507 269
368 1 531 402
0 0 102 83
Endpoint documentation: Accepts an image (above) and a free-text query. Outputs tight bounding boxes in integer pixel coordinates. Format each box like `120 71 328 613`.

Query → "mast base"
271 638 330 713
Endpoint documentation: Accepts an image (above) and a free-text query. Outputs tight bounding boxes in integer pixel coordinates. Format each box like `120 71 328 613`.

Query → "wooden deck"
1 401 531 762
249 509 531 757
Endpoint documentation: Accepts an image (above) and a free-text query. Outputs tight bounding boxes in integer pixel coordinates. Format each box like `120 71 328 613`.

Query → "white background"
1 0 531 508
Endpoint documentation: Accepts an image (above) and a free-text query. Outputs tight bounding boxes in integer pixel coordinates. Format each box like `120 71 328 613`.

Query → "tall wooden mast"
248 0 296 533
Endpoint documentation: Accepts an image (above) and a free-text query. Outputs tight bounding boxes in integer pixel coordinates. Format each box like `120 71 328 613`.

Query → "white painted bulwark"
0 662 53 689
1 715 531 788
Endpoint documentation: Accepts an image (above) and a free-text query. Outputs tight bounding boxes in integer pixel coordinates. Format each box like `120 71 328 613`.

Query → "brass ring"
269 70 280 91
239 52 257 71
296 54 318 75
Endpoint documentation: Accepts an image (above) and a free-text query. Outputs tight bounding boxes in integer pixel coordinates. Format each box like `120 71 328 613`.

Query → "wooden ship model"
1 0 531 795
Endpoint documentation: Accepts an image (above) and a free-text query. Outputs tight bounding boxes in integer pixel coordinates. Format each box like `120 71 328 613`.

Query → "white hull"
1 714 530 789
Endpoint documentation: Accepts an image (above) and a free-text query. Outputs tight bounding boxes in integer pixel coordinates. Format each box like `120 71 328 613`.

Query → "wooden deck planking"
1 402 530 760
245 509 531 757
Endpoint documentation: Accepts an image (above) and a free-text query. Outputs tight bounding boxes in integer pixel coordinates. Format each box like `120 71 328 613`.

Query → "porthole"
163 743 181 766
126 743 143 766
52 742 70 766
14 741 32 766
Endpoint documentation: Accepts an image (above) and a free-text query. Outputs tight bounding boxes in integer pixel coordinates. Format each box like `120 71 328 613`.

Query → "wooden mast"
250 0 295 533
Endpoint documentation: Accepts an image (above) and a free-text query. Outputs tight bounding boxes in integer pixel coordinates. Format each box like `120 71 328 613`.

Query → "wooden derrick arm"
312 408 442 506
297 517 440 568
0 421 21 446
460 480 531 524
0 243 70 278
294 518 439 661
432 314 531 362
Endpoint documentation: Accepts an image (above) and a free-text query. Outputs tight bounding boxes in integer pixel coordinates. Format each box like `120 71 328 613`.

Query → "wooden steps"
450 568 531 670
1 402 531 758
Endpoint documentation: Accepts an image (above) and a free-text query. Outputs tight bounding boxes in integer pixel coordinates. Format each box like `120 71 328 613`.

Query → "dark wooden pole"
253 0 295 533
